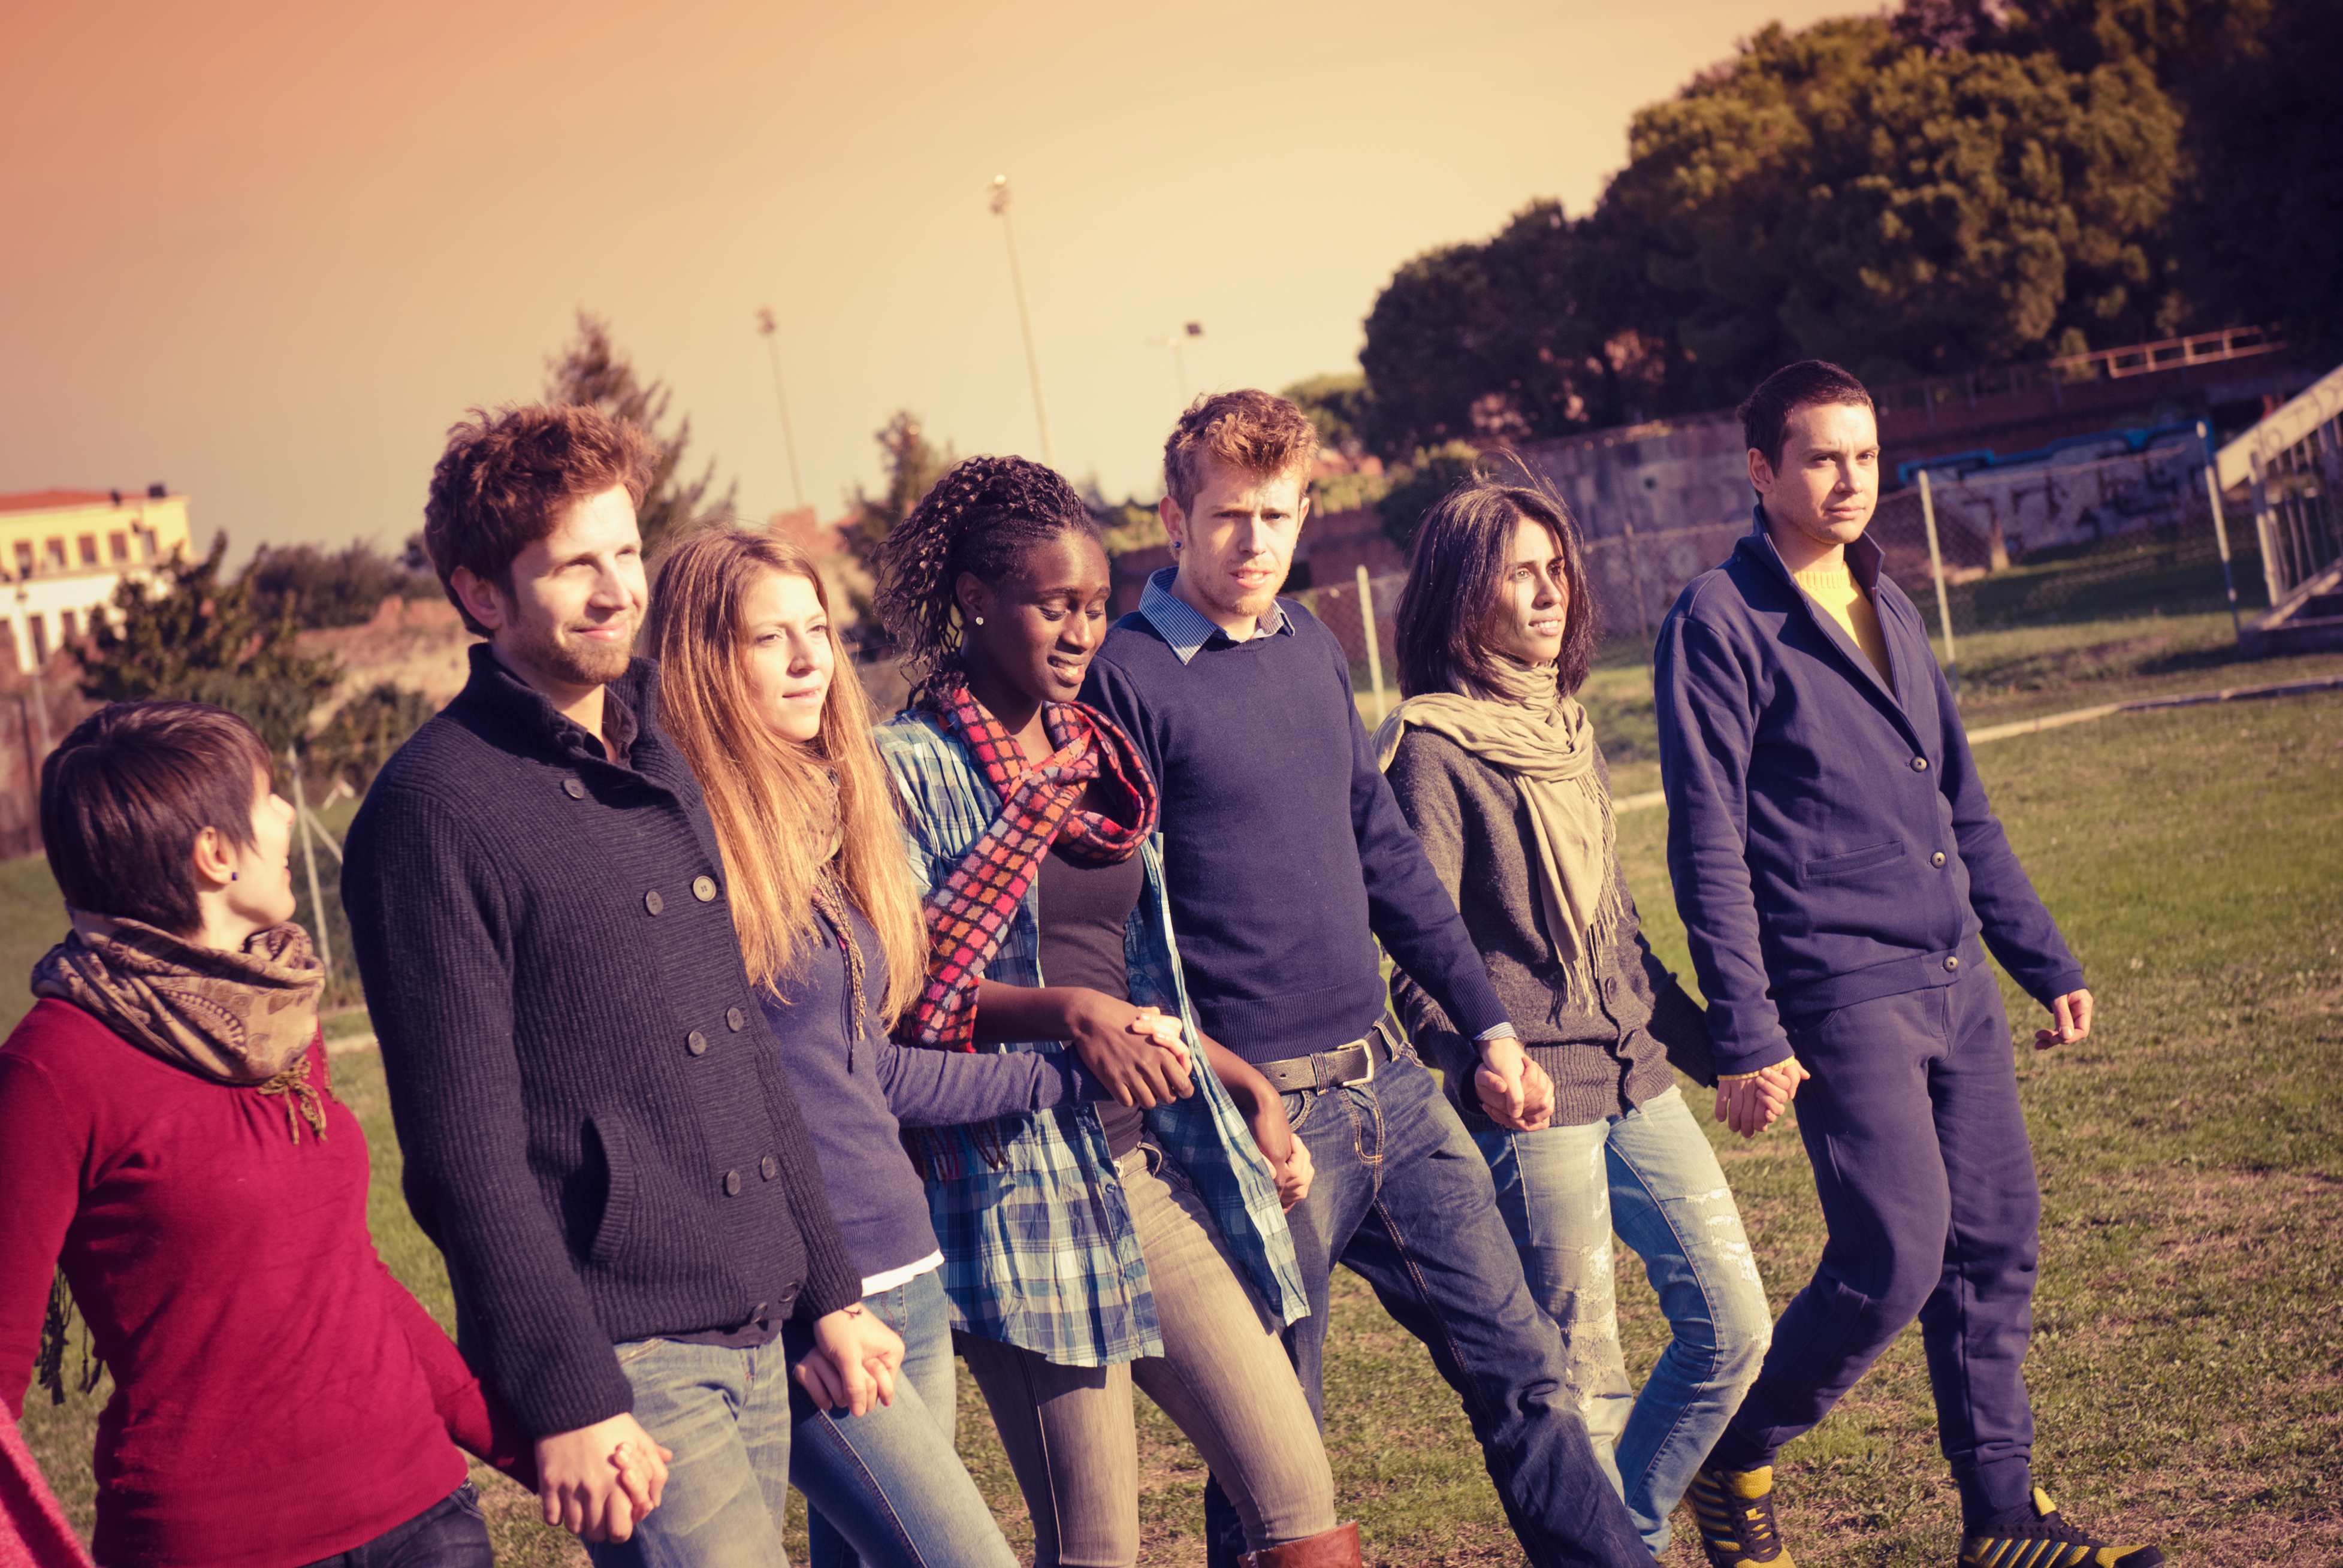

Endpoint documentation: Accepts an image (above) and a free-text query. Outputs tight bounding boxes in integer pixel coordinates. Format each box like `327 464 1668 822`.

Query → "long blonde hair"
647 529 925 1019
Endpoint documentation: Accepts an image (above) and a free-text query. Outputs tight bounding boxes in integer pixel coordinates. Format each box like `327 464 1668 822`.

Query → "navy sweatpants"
1710 960 2041 1520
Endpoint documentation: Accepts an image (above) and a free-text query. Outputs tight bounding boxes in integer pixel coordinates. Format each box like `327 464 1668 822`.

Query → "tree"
1280 373 1377 458
307 682 436 790
2167 0 2343 351
843 411 953 572
244 539 436 629
546 312 736 561
1376 442 1485 552
1616 19 2181 395
77 535 343 756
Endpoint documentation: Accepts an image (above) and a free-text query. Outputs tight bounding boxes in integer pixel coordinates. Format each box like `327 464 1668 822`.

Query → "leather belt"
1254 1023 1398 1095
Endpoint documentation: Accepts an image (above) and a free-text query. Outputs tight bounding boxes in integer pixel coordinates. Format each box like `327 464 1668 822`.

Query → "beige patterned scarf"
31 911 329 1141
1373 658 1625 1002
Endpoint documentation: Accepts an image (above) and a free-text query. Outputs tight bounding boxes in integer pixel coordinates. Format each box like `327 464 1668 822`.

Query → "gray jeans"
959 1148 1335 1567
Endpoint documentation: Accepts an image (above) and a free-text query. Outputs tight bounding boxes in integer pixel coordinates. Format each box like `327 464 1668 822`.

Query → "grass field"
14 668 2342 1564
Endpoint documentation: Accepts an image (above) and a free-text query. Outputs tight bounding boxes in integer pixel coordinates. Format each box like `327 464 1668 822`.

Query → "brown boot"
1239 1521 1362 1567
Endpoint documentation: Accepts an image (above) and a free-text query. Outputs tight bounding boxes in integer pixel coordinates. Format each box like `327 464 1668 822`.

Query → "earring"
1170 541 1182 551
231 872 238 881
972 615 985 626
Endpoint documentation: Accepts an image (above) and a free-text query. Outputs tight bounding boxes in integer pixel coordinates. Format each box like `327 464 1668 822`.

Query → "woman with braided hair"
874 455 1357 1568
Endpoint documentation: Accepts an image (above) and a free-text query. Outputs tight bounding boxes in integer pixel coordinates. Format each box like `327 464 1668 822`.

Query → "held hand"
1517 1057 1556 1132
608 1436 674 1522
1063 992 1196 1108
793 1305 904 1418
1237 1090 1312 1210
1713 1059 1804 1139
535 1413 665 1542
1474 1037 1543 1132
1275 1136 1314 1211
1131 1008 1195 1077
2034 988 2094 1050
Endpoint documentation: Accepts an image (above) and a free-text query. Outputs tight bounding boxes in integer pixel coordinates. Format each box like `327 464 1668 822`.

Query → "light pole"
1148 321 1204 403
989 175 1055 468
756 306 808 513
13 585 48 755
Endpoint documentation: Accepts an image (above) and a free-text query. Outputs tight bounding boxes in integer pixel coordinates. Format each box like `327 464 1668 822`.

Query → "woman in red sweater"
0 701 560 1567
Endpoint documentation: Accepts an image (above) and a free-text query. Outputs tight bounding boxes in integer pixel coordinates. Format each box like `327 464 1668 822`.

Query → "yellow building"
0 486 194 673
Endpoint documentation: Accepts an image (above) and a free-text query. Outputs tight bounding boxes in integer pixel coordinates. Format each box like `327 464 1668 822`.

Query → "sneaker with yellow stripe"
1955 1488 2164 1567
1687 1464 1794 1567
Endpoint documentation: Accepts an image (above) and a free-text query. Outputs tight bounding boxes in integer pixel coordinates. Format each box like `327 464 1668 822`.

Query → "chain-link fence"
1867 445 2263 646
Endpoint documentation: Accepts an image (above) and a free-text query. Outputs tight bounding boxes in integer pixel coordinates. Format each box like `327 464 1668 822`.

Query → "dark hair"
41 701 274 936
872 456 1102 703
1738 359 1876 473
1395 480 1599 700
1162 389 1321 515
422 403 654 636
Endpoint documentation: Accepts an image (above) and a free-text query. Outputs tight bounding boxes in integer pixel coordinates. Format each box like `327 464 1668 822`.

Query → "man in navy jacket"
1655 362 2159 1568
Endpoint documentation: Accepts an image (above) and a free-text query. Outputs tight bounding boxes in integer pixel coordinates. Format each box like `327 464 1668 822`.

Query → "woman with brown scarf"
0 702 558 1567
1378 481 1797 1564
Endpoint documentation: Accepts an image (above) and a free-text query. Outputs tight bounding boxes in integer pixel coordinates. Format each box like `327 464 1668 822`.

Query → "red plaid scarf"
904 682 1158 1053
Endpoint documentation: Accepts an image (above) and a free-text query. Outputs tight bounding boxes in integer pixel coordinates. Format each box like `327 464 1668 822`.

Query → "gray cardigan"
1385 729 1714 1132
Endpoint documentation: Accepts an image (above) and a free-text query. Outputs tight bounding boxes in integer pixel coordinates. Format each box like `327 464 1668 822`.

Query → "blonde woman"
646 528 1187 1568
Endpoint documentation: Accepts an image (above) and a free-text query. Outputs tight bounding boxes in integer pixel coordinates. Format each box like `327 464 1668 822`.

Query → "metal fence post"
1355 564 1387 724
2198 420 2242 641
288 747 333 975
1917 469 1959 696
2249 446 2287 609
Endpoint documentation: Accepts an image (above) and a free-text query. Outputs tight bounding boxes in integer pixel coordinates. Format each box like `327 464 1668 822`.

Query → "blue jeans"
585 1306 1015 1568
298 1482 492 1567
1208 1047 1648 1568
807 1268 998 1568
1475 1084 1772 1556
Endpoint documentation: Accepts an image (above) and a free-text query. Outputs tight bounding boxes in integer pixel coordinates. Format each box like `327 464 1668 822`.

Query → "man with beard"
343 404 902 1563
1080 389 1649 1567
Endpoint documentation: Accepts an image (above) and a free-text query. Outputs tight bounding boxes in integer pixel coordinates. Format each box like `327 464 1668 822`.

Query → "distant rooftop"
0 487 179 515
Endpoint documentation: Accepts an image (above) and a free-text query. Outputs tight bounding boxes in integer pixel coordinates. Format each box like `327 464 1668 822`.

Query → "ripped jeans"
1474 1085 1773 1557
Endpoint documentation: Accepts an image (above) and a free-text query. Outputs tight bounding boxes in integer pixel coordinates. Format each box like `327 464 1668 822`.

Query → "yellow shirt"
1792 566 1893 688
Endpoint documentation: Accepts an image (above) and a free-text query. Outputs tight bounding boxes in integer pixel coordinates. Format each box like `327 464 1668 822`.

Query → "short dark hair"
422 403 654 636
871 455 1103 704
1739 360 1876 473
42 701 273 936
1395 480 1599 700
1162 389 1321 515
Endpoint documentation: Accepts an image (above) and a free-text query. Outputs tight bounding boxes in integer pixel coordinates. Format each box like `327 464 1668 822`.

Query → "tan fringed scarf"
31 911 330 1142
1373 658 1626 1002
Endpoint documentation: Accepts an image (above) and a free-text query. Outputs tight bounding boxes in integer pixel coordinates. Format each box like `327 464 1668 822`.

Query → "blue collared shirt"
875 708 1309 1367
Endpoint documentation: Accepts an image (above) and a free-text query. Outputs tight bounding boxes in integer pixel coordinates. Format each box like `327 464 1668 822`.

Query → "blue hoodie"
1654 510 2084 1077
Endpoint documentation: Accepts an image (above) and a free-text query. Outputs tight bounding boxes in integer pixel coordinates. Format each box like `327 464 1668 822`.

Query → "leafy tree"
1376 442 1485 552
2167 0 2343 351
77 535 343 756
1280 373 1376 457
843 412 953 572
1608 17 2181 401
546 312 736 561
245 539 436 629
307 682 436 790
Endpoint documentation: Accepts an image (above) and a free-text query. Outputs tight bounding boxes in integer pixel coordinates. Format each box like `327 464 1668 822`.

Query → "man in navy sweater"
1656 361 2160 1568
1083 389 1648 1568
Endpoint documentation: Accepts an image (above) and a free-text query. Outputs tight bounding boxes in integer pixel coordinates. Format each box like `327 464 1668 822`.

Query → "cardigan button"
1911 756 1929 772
693 875 718 902
1944 954 1960 971
562 778 586 799
1931 851 1948 867
686 1030 708 1056
723 1169 743 1197
645 890 665 916
760 1154 780 1181
727 1007 746 1032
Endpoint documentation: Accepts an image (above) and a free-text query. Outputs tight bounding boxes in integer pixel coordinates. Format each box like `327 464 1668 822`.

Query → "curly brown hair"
422 403 653 636
871 456 1100 705
1161 389 1321 515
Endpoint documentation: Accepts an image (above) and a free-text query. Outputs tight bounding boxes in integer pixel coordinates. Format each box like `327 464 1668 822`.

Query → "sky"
1 0 1861 559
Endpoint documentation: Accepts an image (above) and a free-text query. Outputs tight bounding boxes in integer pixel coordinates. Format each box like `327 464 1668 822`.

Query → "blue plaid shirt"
877 709 1308 1367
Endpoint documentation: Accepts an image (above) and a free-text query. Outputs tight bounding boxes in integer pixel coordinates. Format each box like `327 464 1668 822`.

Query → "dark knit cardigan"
342 646 860 1438
1385 729 1714 1132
